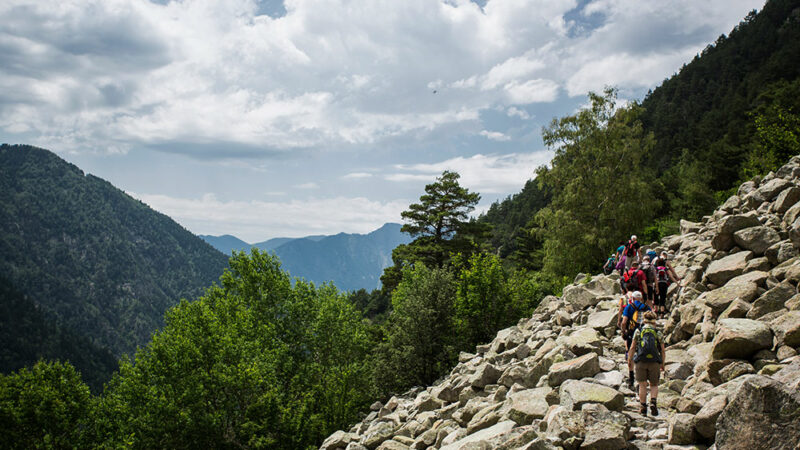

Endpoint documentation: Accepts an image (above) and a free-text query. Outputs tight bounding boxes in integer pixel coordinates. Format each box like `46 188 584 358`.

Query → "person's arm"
667 270 680 285
621 316 629 336
627 333 637 363
660 340 666 371
617 301 624 328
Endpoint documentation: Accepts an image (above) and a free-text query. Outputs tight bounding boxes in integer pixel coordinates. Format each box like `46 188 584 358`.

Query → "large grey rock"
756 177 792 200
693 395 726 440
774 186 800 213
580 404 631 450
560 327 604 356
702 280 758 316
711 319 773 360
733 226 781 256
559 379 624 412
770 311 800 347
469 364 503 389
439 421 517 450
363 422 396 449
561 284 600 311
680 219 701 234
322 430 358 450
720 194 742 212
719 298 753 319
715 376 800 450
719 213 761 235
548 353 601 387
747 282 796 319
765 241 799 266
586 309 617 331
667 413 698 445
505 387 551 425
738 180 758 197
545 407 585 442
784 200 800 226
705 251 754 286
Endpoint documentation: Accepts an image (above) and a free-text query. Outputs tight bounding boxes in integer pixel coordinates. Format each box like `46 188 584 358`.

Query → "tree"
0 361 93 449
536 88 660 278
381 171 488 293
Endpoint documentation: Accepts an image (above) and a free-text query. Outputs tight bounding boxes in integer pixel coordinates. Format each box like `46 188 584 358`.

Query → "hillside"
0 144 229 359
321 157 800 450
202 224 411 291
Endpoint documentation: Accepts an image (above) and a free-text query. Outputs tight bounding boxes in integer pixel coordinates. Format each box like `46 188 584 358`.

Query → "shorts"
635 362 661 384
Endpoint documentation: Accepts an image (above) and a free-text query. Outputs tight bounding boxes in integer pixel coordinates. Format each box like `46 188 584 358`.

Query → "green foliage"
374 264 457 394
348 288 391 323
639 217 680 244
99 250 372 449
0 361 93 449
536 88 660 278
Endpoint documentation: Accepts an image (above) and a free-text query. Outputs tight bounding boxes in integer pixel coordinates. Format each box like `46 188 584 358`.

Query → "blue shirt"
622 300 650 319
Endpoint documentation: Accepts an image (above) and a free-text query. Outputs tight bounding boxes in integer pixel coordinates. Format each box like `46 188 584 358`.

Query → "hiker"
623 261 648 298
620 290 651 390
603 254 616 275
640 256 658 309
660 251 681 282
627 311 665 416
654 254 681 317
623 235 641 270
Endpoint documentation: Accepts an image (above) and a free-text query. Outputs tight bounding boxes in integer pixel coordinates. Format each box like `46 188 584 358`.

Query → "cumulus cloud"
342 172 373 179
389 150 554 194
294 182 319 189
479 130 511 141
0 0 764 157
129 192 408 242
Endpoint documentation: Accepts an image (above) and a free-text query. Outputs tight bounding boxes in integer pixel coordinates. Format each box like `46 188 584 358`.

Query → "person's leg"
649 365 660 416
635 363 648 414
626 336 635 389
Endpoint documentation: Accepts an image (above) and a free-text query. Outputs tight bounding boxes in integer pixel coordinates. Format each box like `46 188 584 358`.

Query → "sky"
0 0 765 242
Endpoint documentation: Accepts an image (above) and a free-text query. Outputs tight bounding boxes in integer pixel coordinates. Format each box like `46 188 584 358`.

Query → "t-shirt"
625 268 647 291
616 245 625 256
622 301 650 320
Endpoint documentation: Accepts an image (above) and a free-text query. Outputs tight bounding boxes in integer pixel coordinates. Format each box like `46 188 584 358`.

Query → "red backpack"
624 268 641 292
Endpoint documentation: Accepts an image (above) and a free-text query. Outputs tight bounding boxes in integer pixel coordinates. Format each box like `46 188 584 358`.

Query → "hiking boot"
650 399 659 416
627 378 635 390
640 402 647 416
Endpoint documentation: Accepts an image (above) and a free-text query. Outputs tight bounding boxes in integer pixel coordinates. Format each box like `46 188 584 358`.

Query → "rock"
415 393 444 412
744 256 771 273
586 309 617 332
738 180 758 197
547 353 601 387
766 241 799 266
469 364 503 389
559 379 624 412
681 219 702 234
711 319 773 360
693 395 726 440
554 310 572 326
581 403 631 450
466 403 503 434
593 370 624 388
545 407 585 442
715 376 800 450
560 328 603 356
775 186 800 213
702 280 758 316
719 213 761 235
363 422 396 449
718 360 755 383
667 413 698 445
788 294 800 310
375 440 409 450
734 226 781 256
756 177 792 200
720 195 742 212
770 311 800 347
665 362 693 380
516 438 560 450
747 282 795 319
719 298 752 320
322 430 358 450
562 284 601 311
705 251 754 286
505 387 551 425
498 366 536 389
726 270 770 287
439 421 517 450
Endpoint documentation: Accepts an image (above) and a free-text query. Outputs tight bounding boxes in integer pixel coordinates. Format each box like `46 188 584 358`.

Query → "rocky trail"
320 158 800 450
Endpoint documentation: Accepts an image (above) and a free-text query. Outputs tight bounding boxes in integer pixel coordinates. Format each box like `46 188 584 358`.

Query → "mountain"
0 144 229 365
274 223 411 291
202 224 411 291
197 234 251 255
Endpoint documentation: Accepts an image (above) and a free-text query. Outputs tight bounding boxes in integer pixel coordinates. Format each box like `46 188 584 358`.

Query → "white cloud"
479 130 511 141
342 172 373 179
294 182 319 189
389 150 554 194
128 192 407 242
504 79 560 104
507 106 530 119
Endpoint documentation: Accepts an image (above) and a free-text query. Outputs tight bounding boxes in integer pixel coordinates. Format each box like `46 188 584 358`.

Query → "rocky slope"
320 157 800 450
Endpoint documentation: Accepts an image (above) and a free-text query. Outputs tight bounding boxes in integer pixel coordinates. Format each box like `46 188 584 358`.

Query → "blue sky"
0 0 764 242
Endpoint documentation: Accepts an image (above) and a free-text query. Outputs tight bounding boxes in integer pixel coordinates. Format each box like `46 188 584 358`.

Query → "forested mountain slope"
0 144 229 358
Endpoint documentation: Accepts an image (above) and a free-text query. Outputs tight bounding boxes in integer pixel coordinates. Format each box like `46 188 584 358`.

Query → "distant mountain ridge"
201 223 411 291
0 144 229 387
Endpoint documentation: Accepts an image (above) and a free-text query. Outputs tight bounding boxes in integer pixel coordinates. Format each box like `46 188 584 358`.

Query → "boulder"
784 200 800 226
545 407 585 442
559 379 624 412
746 282 796 319
322 430 358 450
702 280 758 317
562 284 600 310
593 370 624 388
711 319 773 360
469 364 502 389
505 387 551 425
586 309 617 331
375 441 409 450
737 180 758 197
733 226 781 256
770 311 800 347
715 376 800 450
765 241 799 266
720 194 742 212
705 251 754 286
560 327 603 356
719 213 761 235
547 353 601 387
667 413 698 445
694 395 726 441
439 420 517 450
774 186 800 213
756 177 792 200
719 298 752 319
362 422 395 449
680 219 701 234
581 403 631 450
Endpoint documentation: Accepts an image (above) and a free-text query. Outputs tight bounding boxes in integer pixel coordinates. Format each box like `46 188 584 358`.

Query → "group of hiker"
605 235 683 417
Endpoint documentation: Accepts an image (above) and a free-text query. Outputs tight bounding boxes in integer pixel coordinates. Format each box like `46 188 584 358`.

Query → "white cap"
631 235 637 240
632 291 643 299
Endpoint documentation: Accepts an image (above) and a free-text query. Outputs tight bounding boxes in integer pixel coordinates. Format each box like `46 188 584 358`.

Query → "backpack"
626 301 649 332
625 240 637 257
633 326 662 363
646 250 658 261
604 259 615 275
624 268 641 292
641 263 656 285
657 266 670 285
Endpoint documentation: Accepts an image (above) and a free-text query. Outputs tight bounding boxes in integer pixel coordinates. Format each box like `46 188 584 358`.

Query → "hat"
632 291 643 299
643 255 650 262
631 235 637 240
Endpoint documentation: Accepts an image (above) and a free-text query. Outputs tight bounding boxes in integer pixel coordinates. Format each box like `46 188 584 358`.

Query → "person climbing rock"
623 261 648 298
640 255 658 309
654 256 680 317
620 290 650 390
624 235 641 270
627 311 665 416
603 253 616 275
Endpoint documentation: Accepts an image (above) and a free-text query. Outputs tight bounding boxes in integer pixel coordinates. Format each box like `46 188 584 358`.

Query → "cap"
631 235 637 240
632 291 643 299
